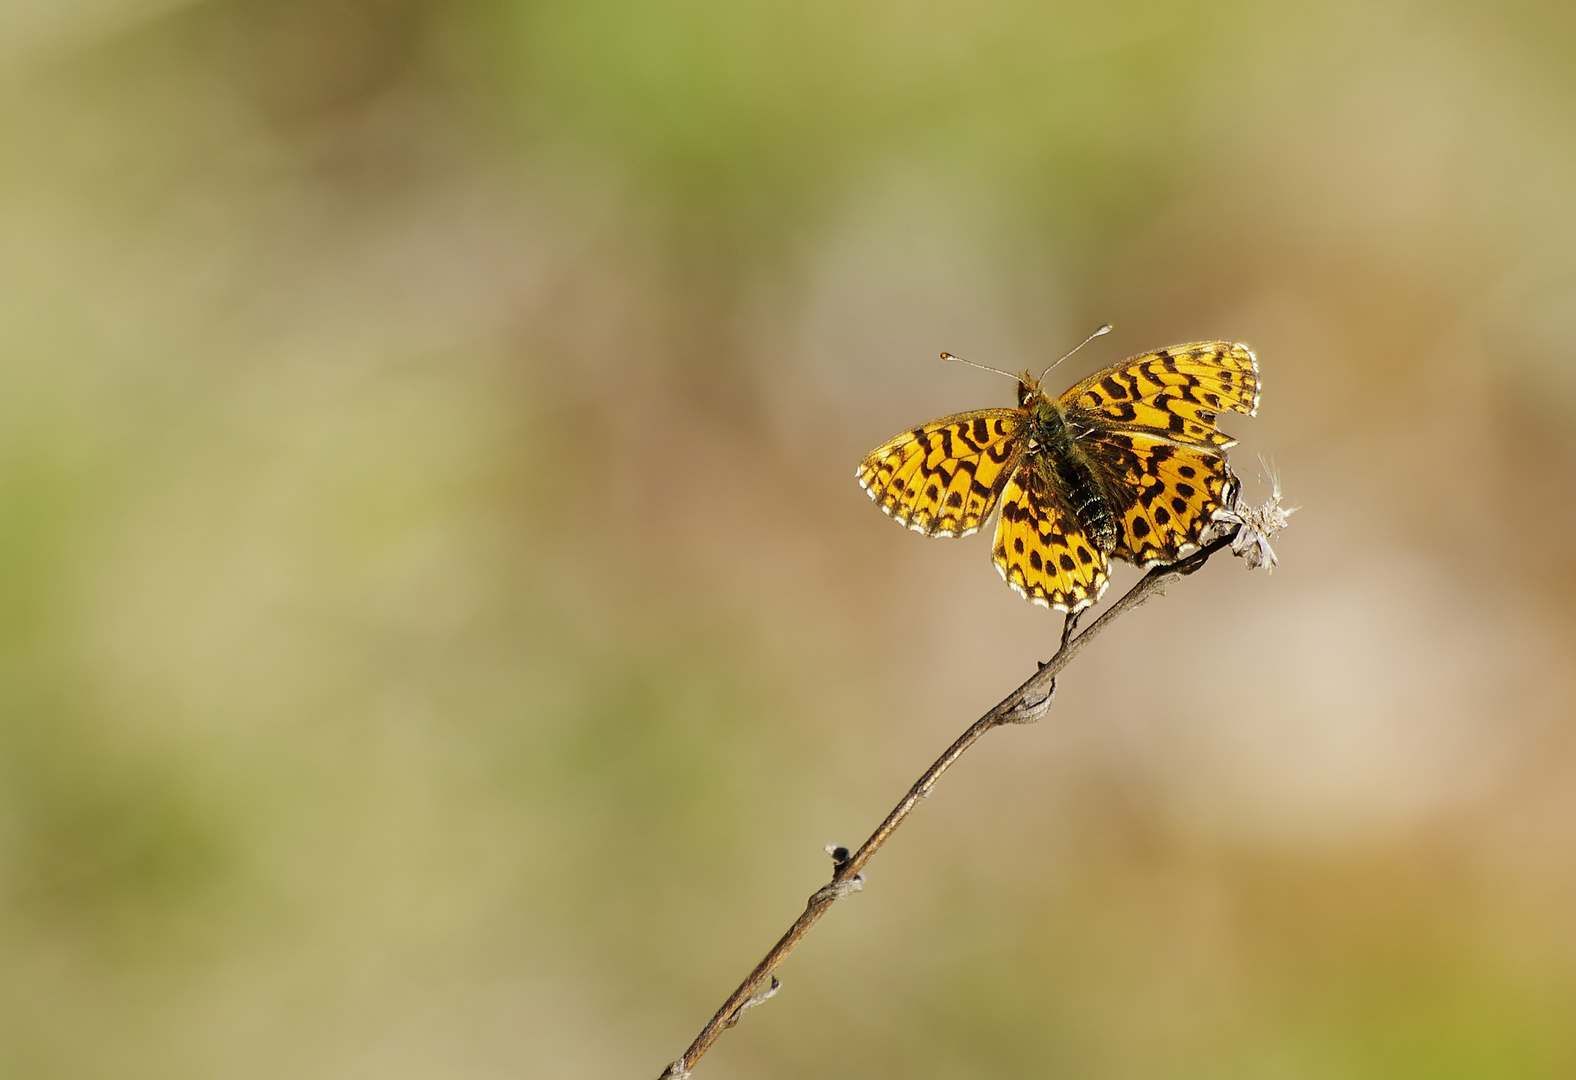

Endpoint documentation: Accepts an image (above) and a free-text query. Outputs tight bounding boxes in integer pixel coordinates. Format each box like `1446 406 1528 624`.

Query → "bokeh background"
3 1 1575 1077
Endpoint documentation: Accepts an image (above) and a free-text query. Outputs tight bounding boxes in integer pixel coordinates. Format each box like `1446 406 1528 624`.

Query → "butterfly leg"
1059 608 1084 650
1012 610 1082 724
1032 612 1081 675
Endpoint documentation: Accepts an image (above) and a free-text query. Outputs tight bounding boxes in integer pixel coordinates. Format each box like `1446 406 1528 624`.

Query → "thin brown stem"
657 530 1238 1079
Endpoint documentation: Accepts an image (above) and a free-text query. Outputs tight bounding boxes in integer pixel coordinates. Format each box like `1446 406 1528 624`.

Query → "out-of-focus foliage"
1 1 1575 1077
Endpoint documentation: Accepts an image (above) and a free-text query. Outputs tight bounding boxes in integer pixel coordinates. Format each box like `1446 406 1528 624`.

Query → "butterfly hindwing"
990 466 1110 612
1084 430 1238 565
856 409 1023 537
1062 342 1258 447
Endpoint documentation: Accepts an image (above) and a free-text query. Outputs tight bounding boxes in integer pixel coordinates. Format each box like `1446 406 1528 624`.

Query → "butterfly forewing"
990 469 1110 611
1062 342 1258 447
856 409 1023 537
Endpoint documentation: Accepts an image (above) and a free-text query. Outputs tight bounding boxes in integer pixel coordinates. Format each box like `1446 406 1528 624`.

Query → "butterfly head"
1016 371 1046 409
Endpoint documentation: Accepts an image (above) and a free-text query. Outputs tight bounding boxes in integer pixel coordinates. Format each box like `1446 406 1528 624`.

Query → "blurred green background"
3 1 1575 1077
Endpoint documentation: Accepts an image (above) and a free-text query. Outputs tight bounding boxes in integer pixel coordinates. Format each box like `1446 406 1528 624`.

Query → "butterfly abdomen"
1028 400 1120 554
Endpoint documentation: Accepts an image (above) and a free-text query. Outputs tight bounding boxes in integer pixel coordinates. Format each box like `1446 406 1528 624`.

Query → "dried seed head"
1210 459 1298 572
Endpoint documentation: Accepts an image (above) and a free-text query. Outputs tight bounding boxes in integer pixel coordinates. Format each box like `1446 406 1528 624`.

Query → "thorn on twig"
722 975 781 1030
825 844 852 872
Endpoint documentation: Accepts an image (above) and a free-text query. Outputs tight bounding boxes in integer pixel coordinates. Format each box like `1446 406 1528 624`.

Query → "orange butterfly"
857 340 1259 611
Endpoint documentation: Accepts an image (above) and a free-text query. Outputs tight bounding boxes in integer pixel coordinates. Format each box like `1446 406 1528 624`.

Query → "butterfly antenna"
1040 324 1113 383
940 352 1020 380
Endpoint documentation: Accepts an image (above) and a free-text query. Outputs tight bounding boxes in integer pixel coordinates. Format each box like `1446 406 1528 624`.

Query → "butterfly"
856 340 1260 612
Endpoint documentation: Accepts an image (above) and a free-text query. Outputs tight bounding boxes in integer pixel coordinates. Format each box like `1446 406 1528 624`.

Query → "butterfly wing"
1080 430 1240 566
856 409 1023 537
1060 341 1259 447
991 463 1110 612
1058 341 1255 567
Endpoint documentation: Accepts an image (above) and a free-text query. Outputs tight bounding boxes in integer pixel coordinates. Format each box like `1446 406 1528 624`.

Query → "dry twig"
657 528 1244 1079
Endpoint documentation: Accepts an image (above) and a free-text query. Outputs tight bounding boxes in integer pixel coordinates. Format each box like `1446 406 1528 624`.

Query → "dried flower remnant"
1211 463 1297 571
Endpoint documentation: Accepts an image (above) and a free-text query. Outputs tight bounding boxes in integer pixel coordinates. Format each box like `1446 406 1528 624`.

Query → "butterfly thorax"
1020 388 1121 555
